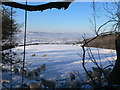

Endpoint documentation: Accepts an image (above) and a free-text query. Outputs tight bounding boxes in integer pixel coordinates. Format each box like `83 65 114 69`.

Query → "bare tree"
85 1 120 86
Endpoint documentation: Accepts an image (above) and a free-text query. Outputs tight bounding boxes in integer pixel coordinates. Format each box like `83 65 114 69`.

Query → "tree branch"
2 0 74 11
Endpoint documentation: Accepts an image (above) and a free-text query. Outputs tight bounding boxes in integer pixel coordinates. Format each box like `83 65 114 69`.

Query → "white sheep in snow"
39 64 46 71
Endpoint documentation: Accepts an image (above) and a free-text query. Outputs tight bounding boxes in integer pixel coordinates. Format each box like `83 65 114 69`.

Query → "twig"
75 70 85 84
2 84 9 90
81 36 97 86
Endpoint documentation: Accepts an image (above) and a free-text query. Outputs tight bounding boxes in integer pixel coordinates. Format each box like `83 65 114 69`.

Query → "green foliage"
2 6 21 40
2 6 21 65
2 50 22 64
2 6 21 51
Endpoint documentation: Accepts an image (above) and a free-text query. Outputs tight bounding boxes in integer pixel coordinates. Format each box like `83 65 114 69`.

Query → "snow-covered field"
2 44 116 88
2 31 117 88
16 31 93 45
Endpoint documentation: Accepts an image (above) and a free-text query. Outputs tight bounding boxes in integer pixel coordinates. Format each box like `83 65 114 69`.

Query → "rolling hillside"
83 33 120 49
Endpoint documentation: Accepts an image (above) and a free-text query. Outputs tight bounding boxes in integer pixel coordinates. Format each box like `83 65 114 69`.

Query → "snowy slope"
2 44 116 88
16 31 93 45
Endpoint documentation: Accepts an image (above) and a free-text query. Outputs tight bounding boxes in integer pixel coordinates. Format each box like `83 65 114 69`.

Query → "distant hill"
82 33 120 50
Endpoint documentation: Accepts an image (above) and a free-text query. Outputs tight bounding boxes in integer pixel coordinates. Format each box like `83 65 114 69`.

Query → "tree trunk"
108 34 120 85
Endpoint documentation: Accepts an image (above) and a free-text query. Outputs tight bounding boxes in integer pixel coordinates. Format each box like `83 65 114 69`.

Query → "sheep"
32 54 36 56
43 54 47 57
36 64 46 73
36 67 42 72
29 82 42 90
39 64 46 71
41 78 56 89
14 67 19 75
28 71 35 80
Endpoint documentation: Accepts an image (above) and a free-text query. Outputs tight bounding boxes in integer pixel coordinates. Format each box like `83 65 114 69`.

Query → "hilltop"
82 32 120 50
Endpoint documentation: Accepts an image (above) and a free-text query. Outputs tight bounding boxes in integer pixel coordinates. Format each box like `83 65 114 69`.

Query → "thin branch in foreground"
81 36 97 86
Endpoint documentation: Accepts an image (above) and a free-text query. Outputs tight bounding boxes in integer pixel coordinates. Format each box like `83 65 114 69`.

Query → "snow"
15 31 93 45
2 44 116 88
2 31 117 88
